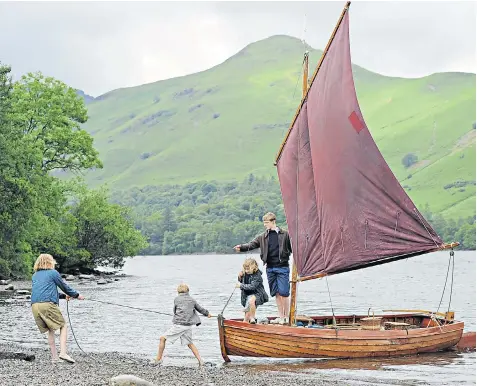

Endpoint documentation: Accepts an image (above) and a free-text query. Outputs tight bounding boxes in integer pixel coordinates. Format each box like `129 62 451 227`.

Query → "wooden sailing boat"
217 1 466 361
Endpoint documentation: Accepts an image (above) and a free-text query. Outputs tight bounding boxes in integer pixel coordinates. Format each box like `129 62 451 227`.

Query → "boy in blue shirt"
31 253 84 363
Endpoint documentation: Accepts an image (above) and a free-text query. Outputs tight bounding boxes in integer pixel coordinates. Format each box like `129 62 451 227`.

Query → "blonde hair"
262 212 276 222
243 258 259 274
33 254 56 272
177 283 189 293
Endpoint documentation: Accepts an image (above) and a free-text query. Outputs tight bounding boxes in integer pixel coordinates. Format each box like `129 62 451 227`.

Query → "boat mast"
288 50 309 326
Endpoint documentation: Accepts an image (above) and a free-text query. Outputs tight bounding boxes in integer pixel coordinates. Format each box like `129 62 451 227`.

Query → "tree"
401 152 418 168
162 231 175 255
0 67 148 278
0 63 37 278
26 177 85 273
139 212 164 255
71 187 148 270
9 72 103 173
162 206 177 233
455 223 476 250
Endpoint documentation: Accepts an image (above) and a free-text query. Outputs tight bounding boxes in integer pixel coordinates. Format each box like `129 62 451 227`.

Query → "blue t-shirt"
31 269 79 305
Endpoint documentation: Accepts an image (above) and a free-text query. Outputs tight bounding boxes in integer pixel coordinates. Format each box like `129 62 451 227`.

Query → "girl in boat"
237 258 269 324
234 212 292 324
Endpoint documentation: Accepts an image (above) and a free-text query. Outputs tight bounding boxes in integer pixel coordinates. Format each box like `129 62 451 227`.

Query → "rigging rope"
425 249 455 328
447 249 455 314
435 250 454 315
413 208 440 248
291 56 306 103
325 277 337 326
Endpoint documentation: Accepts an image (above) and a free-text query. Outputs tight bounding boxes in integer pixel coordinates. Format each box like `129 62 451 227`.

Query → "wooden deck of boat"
218 315 464 361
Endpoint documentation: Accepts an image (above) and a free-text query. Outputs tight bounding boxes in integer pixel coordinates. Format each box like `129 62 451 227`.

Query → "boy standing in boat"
234 212 292 325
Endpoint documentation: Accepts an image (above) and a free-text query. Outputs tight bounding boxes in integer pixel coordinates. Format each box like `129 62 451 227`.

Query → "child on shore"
155 283 212 366
237 258 269 324
31 253 84 364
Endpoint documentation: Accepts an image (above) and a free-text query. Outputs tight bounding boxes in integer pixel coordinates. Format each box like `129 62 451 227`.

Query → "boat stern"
217 314 231 362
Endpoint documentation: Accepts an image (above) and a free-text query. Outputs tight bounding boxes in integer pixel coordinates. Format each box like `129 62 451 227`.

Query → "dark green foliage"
402 153 418 168
112 179 475 255
0 65 147 278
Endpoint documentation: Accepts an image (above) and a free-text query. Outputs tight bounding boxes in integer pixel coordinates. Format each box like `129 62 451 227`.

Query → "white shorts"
163 324 193 346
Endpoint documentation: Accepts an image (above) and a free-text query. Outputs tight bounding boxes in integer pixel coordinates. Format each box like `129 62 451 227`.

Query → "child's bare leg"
187 343 203 364
156 336 166 361
283 295 290 320
47 330 58 360
275 294 284 318
249 296 257 320
59 325 68 356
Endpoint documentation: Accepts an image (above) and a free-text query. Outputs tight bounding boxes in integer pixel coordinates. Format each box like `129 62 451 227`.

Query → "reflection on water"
228 351 476 385
0 251 475 385
231 351 463 371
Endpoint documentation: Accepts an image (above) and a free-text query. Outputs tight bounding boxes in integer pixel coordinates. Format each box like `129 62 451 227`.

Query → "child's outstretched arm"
234 236 261 252
52 270 81 298
194 301 210 317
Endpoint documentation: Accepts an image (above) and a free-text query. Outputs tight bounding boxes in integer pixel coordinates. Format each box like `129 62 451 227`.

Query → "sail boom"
298 242 460 282
274 1 351 166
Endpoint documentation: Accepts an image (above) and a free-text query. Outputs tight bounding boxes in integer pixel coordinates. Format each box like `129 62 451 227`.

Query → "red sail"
276 11 442 278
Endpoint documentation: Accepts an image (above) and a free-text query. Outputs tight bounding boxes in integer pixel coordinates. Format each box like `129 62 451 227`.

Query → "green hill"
81 35 476 219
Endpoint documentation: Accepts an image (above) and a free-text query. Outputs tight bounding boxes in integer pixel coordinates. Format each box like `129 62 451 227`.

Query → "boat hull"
218 315 464 362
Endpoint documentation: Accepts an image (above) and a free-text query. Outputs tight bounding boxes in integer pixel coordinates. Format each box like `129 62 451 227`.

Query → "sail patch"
348 110 364 133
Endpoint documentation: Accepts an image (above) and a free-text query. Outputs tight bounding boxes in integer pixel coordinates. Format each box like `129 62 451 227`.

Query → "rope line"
66 300 89 355
87 299 175 316
220 287 237 315
435 251 453 314
447 250 455 314
325 277 337 326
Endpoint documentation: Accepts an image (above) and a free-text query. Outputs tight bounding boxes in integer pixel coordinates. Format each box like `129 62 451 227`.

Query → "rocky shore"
0 343 339 386
0 271 126 303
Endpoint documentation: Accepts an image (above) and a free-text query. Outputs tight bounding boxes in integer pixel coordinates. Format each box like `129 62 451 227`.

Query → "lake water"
1 251 475 385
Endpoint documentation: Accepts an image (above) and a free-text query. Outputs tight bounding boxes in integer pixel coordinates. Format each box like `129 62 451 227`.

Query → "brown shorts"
31 302 65 333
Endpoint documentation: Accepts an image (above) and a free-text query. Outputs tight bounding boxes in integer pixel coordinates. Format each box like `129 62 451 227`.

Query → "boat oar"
382 309 448 318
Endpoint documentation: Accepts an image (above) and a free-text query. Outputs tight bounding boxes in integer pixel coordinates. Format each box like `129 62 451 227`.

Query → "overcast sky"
1 1 475 97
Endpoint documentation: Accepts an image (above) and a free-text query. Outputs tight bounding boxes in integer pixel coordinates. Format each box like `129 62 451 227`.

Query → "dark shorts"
266 266 290 297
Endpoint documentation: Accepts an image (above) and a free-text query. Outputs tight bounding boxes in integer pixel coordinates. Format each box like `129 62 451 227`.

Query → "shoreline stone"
0 351 35 361
110 374 156 386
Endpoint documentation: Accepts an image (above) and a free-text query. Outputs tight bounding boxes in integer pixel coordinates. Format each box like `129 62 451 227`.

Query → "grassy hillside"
81 35 476 218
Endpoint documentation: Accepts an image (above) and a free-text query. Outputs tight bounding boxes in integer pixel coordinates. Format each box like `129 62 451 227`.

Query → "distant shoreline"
135 250 476 257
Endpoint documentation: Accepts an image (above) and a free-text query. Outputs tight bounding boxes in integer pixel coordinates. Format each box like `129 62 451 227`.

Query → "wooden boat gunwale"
218 314 465 361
